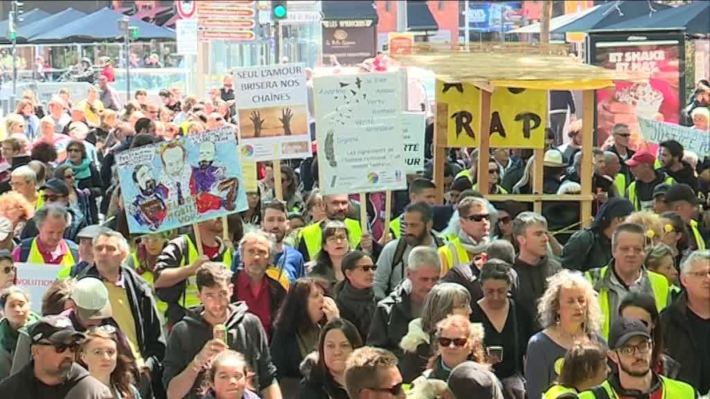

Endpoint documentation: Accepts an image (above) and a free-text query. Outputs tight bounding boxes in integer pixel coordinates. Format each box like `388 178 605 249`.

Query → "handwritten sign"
403 112 426 174
15 263 59 313
638 117 710 156
234 64 311 161
436 80 547 149
116 127 247 234
314 72 406 194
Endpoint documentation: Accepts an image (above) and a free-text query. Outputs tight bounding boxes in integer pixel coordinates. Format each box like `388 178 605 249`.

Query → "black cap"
448 361 503 399
40 178 70 197
652 183 670 199
29 315 84 345
664 183 698 205
609 317 651 350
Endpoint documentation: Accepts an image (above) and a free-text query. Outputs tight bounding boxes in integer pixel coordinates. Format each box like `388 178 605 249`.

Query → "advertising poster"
592 33 683 149
314 72 406 194
234 64 311 161
15 263 59 313
117 127 247 234
388 32 415 56
402 112 426 174
638 117 710 156
322 19 377 66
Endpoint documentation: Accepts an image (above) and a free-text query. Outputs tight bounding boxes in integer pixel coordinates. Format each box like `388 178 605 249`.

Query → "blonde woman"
424 314 486 382
2 114 26 140
626 210 664 249
0 192 34 237
525 269 605 399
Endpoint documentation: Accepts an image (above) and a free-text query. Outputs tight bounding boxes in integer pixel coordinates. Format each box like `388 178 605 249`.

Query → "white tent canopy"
509 6 600 34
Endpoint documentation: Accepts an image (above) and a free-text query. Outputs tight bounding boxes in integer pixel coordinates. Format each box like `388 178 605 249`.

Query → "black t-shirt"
688 309 710 395
471 299 534 379
0 361 112 399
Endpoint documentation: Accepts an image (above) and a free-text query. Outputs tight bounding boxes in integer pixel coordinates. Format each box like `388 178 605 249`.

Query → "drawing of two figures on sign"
250 108 295 137
129 141 238 231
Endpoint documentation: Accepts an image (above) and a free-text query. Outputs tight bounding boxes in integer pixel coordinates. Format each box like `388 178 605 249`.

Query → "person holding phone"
472 260 534 399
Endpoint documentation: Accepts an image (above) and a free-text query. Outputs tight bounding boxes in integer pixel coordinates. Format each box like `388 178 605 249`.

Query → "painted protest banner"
403 112 426 174
234 64 311 161
436 80 547 149
116 127 247 234
15 263 58 313
314 72 406 194
638 117 710 156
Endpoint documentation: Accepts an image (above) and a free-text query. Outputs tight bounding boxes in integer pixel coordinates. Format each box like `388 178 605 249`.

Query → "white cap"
71 277 112 320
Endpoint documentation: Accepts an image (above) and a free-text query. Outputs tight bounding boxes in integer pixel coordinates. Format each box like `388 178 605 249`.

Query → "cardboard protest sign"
117 127 247 234
234 64 311 161
638 117 710 156
15 263 58 313
403 112 426 174
314 72 406 194
238 145 259 193
436 80 547 149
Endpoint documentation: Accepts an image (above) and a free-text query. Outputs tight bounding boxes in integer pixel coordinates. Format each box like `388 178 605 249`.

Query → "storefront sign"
322 19 376 66
198 1 255 41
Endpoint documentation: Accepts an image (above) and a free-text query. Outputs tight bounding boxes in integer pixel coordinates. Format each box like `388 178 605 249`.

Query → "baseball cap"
29 315 84 345
0 217 12 242
609 317 651 350
625 150 655 167
664 183 698 206
448 361 504 399
652 183 671 199
71 277 113 320
543 149 565 168
40 178 70 198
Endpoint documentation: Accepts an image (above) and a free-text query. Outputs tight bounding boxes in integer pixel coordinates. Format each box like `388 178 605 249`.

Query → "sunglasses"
463 214 490 222
366 382 403 396
498 216 511 224
2 266 16 274
35 341 80 353
43 195 66 202
438 337 469 347
615 133 631 138
356 265 377 273
67 148 82 153
489 169 500 174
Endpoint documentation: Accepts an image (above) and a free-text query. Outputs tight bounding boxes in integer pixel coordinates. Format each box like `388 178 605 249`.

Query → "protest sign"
239 145 258 193
403 112 426 174
314 72 406 194
116 127 247 234
638 117 710 156
234 64 311 161
15 263 58 313
436 79 547 149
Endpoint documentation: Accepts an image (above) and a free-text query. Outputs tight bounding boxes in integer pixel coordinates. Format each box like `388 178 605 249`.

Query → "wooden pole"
273 161 284 201
477 90 492 195
533 148 544 214
541 0 552 46
359 192 368 236
383 190 392 244
434 103 448 204
580 90 595 228
193 223 204 257
222 216 229 242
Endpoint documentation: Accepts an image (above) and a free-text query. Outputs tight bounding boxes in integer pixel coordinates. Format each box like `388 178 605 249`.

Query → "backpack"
387 235 445 292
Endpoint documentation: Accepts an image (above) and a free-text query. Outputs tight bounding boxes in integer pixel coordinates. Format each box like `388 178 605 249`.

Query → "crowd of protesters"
0 70 707 399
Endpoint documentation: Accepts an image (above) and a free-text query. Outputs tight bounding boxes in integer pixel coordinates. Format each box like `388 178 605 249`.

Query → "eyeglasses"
463 214 490 222
35 341 80 354
65 174 75 179
356 265 377 273
67 148 82 153
365 382 403 396
2 266 16 274
615 133 631 138
618 340 652 356
43 195 66 202
686 270 710 278
326 234 348 243
498 216 511 224
89 324 118 334
438 337 468 347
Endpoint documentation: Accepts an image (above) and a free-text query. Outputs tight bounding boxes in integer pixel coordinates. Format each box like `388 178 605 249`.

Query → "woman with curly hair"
625 210 664 249
525 269 605 399
0 191 34 238
78 326 141 399
426 314 486 382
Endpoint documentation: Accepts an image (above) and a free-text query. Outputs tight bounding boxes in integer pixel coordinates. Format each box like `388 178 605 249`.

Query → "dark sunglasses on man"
35 340 81 354
463 214 490 222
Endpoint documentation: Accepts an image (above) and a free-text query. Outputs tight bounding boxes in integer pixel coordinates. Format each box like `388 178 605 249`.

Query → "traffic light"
272 0 287 20
130 27 139 40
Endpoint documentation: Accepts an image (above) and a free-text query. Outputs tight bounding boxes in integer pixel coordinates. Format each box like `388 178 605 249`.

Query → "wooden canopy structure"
397 45 647 228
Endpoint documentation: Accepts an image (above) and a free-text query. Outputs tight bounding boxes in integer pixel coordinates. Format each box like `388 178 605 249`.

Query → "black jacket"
162 303 277 398
660 292 705 391
78 265 166 379
441 262 484 310
229 268 287 335
269 326 304 380
0 361 111 399
367 279 416 362
513 256 561 330
562 229 612 272
75 162 102 224
661 162 699 192
335 281 376 340
298 353 350 399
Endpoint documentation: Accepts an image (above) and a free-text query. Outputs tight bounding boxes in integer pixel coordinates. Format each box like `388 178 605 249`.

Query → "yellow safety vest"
614 174 627 200
627 177 674 210
34 190 45 211
544 385 578 399
454 169 472 182
585 266 670 340
36 242 77 279
390 217 402 240
577 375 695 399
298 218 363 261
180 235 233 309
130 252 169 323
472 183 509 194
690 220 706 250
438 237 471 277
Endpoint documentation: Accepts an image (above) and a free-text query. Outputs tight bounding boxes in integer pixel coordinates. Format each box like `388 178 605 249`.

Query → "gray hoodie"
162 303 277 399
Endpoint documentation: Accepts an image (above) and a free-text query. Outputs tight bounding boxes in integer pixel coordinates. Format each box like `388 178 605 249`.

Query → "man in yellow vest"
13 205 79 268
578 318 696 399
438 196 491 276
625 151 675 211
665 183 706 251
389 178 437 240
585 223 671 340
297 193 367 262
154 218 233 326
